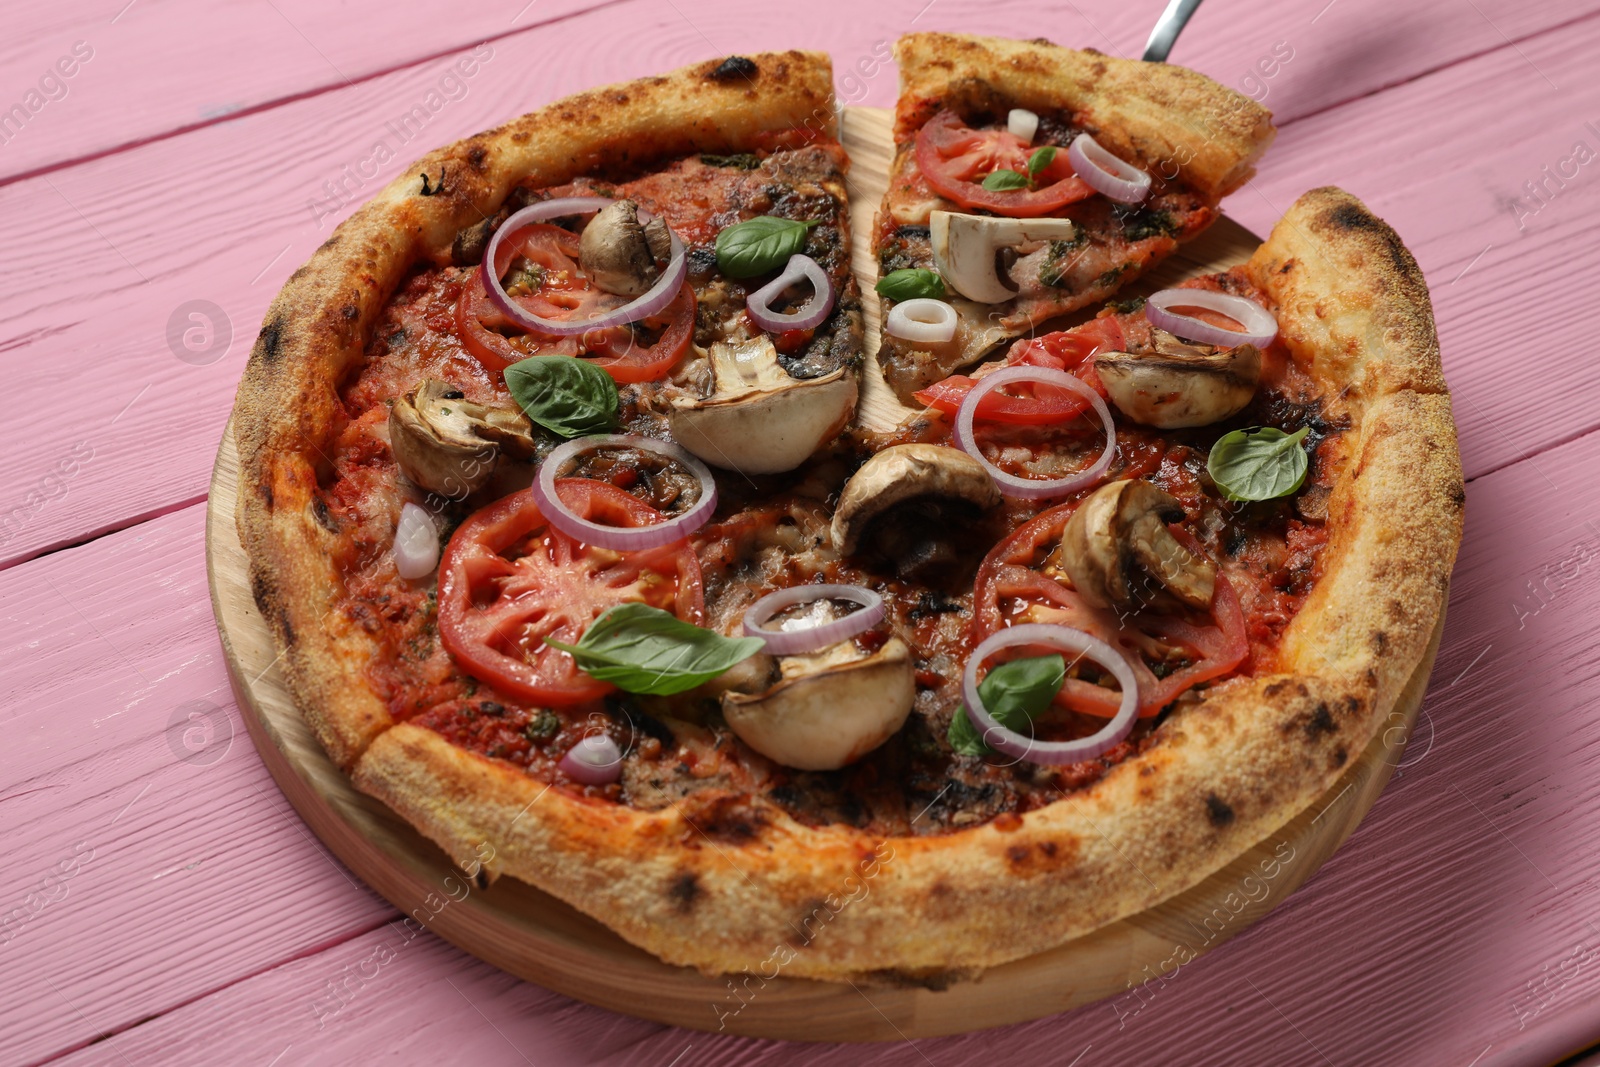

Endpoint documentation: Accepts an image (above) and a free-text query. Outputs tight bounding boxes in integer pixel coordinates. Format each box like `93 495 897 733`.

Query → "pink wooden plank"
0 503 393 1066
9 418 1600 1063
0 0 621 183
4 1 1600 574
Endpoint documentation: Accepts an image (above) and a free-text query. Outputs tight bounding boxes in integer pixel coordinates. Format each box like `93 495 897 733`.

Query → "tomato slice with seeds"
437 478 705 705
455 221 694 383
913 316 1125 423
914 110 1094 217
972 499 1247 718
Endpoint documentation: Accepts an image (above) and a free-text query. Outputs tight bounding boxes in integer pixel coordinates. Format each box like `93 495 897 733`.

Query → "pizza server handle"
1141 0 1205 62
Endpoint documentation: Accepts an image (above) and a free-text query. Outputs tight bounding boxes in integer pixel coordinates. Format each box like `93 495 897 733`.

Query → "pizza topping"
392 503 441 580
744 254 836 333
876 268 945 302
742 584 886 656
557 734 624 785
831 443 999 557
545 603 763 696
885 298 958 345
668 337 856 474
483 196 688 336
953 366 1116 499
503 355 619 439
1053 479 1217 613
929 211 1079 304
1095 332 1261 429
1007 107 1040 143
722 634 915 771
1207 426 1311 502
947 653 1063 757
714 216 818 279
960 623 1139 765
1067 133 1152 205
1146 288 1278 349
388 379 535 497
914 110 1092 217
578 198 672 297
534 434 717 550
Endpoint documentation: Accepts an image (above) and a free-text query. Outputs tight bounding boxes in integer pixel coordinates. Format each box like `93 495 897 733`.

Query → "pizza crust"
234 50 1460 982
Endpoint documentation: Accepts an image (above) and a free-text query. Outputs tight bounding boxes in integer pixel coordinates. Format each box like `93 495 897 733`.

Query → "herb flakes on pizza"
232 41 1461 987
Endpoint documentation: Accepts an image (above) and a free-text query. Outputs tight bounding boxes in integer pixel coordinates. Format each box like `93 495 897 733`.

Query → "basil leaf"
1027 145 1057 180
875 268 946 302
1207 426 1311 502
546 604 765 696
504 355 618 439
715 216 817 279
948 654 1067 756
981 169 1029 192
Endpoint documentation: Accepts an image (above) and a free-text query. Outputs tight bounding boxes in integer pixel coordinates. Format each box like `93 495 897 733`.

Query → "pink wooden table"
5 0 1600 1063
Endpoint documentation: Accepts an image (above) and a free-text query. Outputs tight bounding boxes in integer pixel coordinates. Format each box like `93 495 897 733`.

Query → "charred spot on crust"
668 872 701 911
1449 484 1466 509
257 318 286 362
340 304 359 322
709 56 758 82
1331 746 1349 768
1205 793 1235 827
1372 631 1388 654
1263 679 1309 700
1003 838 1073 875
1305 703 1337 739
686 796 768 844
467 145 488 170
1328 202 1379 233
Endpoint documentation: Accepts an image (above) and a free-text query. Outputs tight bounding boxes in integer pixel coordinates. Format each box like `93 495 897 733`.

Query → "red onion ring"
1067 133 1152 205
1146 288 1278 348
962 623 1139 765
745 254 836 334
886 298 958 345
534 434 718 550
483 196 687 337
742 584 886 656
558 734 622 785
952 366 1116 499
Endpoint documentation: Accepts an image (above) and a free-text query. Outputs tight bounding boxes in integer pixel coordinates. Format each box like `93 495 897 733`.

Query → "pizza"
231 35 1463 990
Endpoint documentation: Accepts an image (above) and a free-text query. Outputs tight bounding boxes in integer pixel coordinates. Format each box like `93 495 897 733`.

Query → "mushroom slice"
1050 479 1217 613
831 444 1001 558
578 198 670 297
388 379 535 497
722 637 915 771
668 336 856 475
929 210 1080 304
1095 329 1261 429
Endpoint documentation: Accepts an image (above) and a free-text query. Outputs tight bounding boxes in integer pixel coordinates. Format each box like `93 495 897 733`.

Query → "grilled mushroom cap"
578 199 670 296
388 380 535 497
721 637 915 770
831 444 1001 559
1050 479 1217 613
1095 329 1261 429
929 210 1081 304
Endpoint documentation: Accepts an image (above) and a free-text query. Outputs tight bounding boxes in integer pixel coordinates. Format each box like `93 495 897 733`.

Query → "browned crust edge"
890 32 1276 198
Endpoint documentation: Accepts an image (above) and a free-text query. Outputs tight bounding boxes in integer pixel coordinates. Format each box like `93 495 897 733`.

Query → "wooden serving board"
205 107 1441 1042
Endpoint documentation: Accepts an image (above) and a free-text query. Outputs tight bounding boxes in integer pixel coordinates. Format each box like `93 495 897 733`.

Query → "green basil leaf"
874 268 946 302
503 355 618 439
947 654 1067 756
546 604 765 696
1207 426 1311 502
715 216 817 279
1027 145 1057 180
981 169 1030 192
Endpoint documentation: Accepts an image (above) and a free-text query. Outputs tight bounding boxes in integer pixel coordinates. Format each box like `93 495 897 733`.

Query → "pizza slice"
873 32 1276 401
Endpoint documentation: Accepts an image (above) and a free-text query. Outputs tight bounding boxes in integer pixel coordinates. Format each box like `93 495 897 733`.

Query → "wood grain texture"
4 2 1600 571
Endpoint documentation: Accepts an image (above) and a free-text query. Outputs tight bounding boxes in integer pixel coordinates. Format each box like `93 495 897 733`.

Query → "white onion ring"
745 254 836 333
533 434 718 550
483 196 687 337
952 366 1117 500
558 734 622 785
742 584 886 656
1067 133 1152 205
393 502 440 579
1146 288 1279 348
962 624 1139 765
885 298 958 345
1007 108 1039 143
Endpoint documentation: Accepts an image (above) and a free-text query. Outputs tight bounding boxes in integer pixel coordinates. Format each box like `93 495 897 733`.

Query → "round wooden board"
206 106 1443 1042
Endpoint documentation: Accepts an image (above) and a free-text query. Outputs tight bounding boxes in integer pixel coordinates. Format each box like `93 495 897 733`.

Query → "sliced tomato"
913 315 1126 423
914 110 1094 217
437 478 705 706
454 221 692 383
972 499 1247 718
